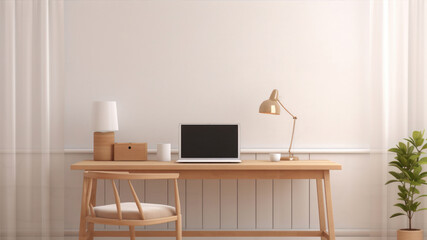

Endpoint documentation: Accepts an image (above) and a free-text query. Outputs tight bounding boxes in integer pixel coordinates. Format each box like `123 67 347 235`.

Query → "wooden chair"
81 171 182 240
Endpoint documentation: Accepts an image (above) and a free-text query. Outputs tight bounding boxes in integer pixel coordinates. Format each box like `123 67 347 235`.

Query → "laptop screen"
180 124 239 158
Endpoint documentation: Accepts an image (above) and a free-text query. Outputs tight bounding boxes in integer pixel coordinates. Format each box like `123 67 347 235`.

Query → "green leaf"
398 192 407 199
390 213 405 218
410 154 420 161
409 201 421 211
394 203 409 212
399 142 407 152
389 161 403 167
413 188 420 194
405 138 416 147
419 157 427 165
398 185 408 194
413 131 421 139
414 166 422 176
407 170 416 180
416 138 424 147
401 170 412 180
389 171 402 180
401 179 410 184
411 181 422 186
414 194 427 201
385 180 399 185
410 181 421 186
389 163 405 173
389 148 400 153
398 156 408 166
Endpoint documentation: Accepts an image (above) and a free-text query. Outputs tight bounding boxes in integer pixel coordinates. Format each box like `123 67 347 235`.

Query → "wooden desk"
71 160 342 240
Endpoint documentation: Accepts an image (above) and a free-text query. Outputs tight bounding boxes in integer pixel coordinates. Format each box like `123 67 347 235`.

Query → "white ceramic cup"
157 144 171 161
270 153 281 162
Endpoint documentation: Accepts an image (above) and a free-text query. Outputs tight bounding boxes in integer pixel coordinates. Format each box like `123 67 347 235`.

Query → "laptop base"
176 159 241 163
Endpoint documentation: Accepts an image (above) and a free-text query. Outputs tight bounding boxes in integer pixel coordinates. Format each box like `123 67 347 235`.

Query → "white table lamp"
93 101 118 161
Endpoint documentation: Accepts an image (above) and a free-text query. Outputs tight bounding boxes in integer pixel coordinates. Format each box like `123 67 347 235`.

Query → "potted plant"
386 130 427 240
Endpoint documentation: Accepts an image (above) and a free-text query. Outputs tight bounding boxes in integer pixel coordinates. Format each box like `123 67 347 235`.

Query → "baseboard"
64 229 380 237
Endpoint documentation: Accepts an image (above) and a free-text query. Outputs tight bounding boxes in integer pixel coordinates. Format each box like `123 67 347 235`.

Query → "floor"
8 237 388 240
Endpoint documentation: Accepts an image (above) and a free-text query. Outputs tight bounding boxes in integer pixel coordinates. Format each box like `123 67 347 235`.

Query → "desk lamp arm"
278 100 298 159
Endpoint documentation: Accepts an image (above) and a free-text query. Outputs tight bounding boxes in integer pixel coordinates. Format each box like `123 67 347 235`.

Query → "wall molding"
64 148 370 154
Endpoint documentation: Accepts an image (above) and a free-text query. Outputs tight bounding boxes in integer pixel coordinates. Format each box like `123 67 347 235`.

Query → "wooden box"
114 143 147 161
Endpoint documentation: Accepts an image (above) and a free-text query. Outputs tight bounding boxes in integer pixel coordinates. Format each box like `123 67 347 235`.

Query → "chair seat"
94 202 176 220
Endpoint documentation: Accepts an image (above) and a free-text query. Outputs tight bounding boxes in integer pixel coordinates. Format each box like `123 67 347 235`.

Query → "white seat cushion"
94 202 176 220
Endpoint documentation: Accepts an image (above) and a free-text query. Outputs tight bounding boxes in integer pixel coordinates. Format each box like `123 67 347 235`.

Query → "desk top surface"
71 160 342 171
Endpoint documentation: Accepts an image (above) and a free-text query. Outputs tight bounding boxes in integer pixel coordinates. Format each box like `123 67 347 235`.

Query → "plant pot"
397 229 423 240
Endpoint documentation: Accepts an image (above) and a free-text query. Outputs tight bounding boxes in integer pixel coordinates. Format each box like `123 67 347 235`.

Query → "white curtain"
369 0 427 238
0 0 65 239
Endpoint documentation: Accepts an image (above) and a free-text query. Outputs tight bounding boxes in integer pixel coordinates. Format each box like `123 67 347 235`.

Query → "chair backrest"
83 171 180 220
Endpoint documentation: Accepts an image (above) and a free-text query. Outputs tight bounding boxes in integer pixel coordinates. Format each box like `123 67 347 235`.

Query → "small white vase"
157 144 171 161
269 153 281 162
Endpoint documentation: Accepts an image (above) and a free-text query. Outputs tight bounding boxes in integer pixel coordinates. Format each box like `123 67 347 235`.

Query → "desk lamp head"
259 89 281 115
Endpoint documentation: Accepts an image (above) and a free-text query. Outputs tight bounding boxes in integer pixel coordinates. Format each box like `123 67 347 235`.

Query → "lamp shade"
93 101 119 132
259 89 280 115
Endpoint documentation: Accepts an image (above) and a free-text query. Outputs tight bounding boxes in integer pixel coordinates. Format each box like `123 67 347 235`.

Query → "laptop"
177 124 241 163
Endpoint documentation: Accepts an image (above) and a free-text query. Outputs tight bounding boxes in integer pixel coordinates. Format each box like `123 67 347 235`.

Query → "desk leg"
316 179 327 240
324 171 335 240
87 179 97 240
79 177 88 240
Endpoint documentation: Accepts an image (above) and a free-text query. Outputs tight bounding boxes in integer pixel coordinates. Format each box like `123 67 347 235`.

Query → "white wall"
64 0 370 150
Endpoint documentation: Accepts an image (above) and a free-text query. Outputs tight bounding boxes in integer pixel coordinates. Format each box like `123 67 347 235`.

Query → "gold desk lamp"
259 89 298 161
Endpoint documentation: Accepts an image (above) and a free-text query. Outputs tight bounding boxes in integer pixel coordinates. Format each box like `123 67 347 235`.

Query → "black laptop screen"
180 125 239 158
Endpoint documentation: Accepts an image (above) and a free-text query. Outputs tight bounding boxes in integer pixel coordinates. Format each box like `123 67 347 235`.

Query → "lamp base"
94 131 115 161
280 156 299 161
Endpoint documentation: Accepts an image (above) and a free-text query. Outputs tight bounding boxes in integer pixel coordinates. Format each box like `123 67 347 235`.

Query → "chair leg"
129 226 136 240
87 222 95 240
176 214 182 240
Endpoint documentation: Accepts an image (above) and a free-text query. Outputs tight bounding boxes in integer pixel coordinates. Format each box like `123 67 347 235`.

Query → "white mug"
157 144 171 161
270 153 281 162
